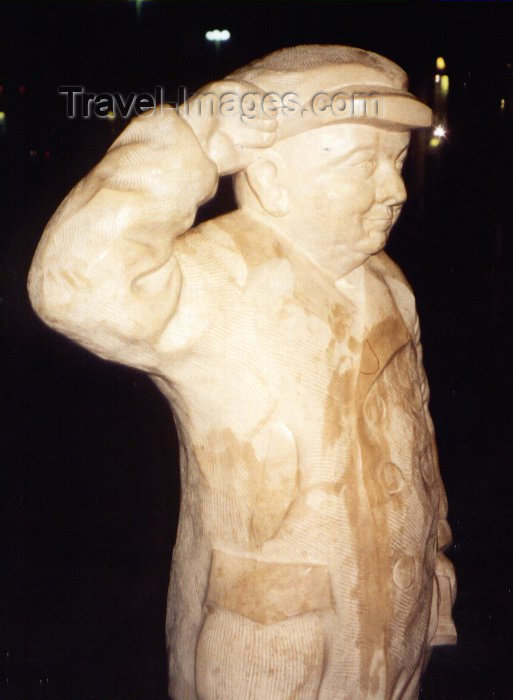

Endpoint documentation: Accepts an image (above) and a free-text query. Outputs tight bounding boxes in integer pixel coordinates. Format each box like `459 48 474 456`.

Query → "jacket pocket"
195 550 332 699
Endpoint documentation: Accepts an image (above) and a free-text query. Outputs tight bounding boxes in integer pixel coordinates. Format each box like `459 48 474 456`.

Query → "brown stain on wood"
196 427 262 499
329 303 350 342
356 315 411 402
348 335 359 353
249 423 299 546
322 367 352 450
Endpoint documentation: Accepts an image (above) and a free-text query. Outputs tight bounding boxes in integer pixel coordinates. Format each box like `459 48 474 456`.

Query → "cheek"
316 176 375 217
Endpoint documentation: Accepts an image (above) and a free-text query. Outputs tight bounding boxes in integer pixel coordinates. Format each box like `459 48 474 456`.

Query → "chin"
360 229 389 254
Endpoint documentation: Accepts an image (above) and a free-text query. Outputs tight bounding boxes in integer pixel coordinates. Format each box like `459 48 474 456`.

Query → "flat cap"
227 45 432 139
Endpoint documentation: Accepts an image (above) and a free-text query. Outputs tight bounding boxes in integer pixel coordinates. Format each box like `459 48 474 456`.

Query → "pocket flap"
205 549 332 625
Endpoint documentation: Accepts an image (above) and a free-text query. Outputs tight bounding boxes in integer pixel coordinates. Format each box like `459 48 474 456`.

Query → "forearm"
28 107 218 361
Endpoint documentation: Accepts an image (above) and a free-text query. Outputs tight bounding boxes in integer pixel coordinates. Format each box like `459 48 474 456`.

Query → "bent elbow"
27 245 89 333
27 258 45 318
27 253 58 327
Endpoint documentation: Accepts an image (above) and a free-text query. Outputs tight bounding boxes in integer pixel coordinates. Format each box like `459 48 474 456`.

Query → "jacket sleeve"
27 106 218 370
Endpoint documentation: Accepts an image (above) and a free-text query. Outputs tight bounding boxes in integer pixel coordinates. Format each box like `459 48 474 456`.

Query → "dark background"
1 1 512 698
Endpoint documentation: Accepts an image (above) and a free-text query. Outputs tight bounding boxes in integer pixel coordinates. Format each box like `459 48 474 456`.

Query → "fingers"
232 127 276 149
185 78 280 128
206 131 246 176
241 115 277 131
225 113 278 149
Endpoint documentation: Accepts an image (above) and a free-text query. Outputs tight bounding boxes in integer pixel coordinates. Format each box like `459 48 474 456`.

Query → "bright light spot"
436 57 446 71
500 98 505 110
429 137 441 148
107 110 115 121
440 74 449 95
205 29 230 42
0 111 5 125
433 125 446 138
435 74 440 83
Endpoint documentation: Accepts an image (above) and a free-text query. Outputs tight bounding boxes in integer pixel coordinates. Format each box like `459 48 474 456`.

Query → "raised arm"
27 106 218 368
28 79 277 370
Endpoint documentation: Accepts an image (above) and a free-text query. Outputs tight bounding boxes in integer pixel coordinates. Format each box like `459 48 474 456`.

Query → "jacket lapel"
356 261 412 399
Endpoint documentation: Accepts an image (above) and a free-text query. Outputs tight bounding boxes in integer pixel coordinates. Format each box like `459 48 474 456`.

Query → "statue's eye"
353 159 376 175
336 152 377 174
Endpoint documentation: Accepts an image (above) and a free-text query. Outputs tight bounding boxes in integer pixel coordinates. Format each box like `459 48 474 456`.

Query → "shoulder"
173 209 287 281
173 214 248 288
154 214 250 356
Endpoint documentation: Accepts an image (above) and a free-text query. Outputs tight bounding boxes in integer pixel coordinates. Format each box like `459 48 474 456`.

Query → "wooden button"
364 394 386 424
410 381 423 412
393 555 416 590
420 449 433 485
378 462 404 494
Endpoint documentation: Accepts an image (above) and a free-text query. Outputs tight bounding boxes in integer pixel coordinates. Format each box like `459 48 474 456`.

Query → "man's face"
274 123 410 274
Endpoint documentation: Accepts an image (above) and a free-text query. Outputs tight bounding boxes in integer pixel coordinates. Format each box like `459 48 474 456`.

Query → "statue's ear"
245 159 289 217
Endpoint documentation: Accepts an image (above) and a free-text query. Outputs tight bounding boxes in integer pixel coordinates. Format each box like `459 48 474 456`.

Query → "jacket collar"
355 257 412 398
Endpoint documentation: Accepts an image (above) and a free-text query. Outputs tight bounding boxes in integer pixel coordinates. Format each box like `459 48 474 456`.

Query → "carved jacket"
28 109 456 700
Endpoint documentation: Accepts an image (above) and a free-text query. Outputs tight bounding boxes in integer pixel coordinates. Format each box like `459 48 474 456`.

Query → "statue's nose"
376 161 407 206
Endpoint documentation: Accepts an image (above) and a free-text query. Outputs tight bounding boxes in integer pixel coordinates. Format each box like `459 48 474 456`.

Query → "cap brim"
276 90 433 141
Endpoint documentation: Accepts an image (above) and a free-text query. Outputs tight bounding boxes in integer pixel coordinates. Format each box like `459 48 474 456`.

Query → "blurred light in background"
0 111 6 125
130 0 149 20
205 29 231 42
433 56 449 136
429 124 448 148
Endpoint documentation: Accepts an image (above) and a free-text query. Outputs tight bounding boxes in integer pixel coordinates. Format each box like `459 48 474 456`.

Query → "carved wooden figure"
28 45 456 699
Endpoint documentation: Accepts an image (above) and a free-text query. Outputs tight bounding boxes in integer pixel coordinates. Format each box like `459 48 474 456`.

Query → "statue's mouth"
366 218 393 228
